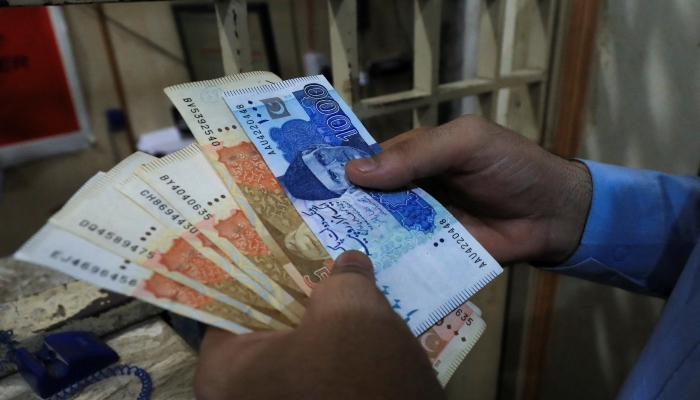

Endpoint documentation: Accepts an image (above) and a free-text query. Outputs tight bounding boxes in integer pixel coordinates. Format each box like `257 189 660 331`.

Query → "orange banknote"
15 224 268 334
420 302 487 386
135 144 305 318
164 73 332 295
50 153 293 329
117 174 300 326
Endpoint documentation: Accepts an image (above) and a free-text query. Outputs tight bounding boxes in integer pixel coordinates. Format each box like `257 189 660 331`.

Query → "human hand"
193 250 446 400
346 115 592 264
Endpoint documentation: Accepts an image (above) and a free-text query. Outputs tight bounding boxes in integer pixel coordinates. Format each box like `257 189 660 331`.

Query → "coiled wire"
50 364 152 400
1 330 152 400
0 329 17 373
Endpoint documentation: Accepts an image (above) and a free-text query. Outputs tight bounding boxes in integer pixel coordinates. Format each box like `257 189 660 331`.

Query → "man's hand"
194 251 446 400
346 115 592 264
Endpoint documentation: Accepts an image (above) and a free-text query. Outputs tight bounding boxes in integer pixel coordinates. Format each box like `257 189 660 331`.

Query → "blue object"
51 364 152 400
541 160 700 399
105 108 126 133
14 331 119 398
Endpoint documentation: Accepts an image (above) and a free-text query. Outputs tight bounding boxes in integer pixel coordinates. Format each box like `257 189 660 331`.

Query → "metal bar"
215 0 252 75
356 69 544 119
327 0 359 105
411 0 441 127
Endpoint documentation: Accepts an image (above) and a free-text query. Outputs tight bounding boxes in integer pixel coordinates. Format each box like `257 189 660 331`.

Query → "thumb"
345 126 458 190
346 116 481 190
302 251 394 319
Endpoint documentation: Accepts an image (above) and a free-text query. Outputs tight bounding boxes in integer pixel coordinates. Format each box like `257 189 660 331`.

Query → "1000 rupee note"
164 72 332 295
135 143 306 318
15 225 266 333
224 76 503 335
116 174 299 327
50 154 295 327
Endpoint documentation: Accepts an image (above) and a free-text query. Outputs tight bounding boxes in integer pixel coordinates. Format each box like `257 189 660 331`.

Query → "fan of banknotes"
14 72 503 386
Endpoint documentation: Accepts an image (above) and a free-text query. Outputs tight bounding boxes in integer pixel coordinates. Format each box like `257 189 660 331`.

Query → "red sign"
0 7 81 147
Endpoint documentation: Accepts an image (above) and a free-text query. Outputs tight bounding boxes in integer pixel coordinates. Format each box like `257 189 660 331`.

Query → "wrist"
541 159 593 264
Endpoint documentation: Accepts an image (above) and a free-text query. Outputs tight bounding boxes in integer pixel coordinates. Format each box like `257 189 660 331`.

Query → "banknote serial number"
139 189 199 234
50 250 138 287
183 98 220 146
78 219 154 259
439 219 487 268
234 106 277 155
158 175 213 220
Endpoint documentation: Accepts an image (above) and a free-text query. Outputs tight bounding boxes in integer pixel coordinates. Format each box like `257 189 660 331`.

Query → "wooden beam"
327 0 359 105
357 69 544 119
215 0 252 75
96 4 137 153
551 0 600 158
267 0 302 78
520 1 601 400
412 0 442 127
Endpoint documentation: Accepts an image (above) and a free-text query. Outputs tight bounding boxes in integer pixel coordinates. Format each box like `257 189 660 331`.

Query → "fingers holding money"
193 250 446 400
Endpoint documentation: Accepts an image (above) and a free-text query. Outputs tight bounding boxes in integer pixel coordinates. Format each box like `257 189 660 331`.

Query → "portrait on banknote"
226 76 501 334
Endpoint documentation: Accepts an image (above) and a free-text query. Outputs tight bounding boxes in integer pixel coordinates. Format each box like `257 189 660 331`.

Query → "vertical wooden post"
95 4 136 154
268 0 302 78
474 0 505 121
328 0 358 106
215 0 252 75
494 0 517 125
412 0 441 127
520 1 601 399
551 0 600 159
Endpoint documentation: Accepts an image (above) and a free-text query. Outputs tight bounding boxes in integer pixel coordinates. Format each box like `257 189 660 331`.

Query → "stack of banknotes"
14 72 503 386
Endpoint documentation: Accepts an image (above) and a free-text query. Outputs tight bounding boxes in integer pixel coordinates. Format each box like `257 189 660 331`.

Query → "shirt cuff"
538 160 668 296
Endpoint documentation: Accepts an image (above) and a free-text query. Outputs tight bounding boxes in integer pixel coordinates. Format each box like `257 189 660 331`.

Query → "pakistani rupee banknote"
15 224 268 334
223 75 503 335
422 302 486 386
134 143 306 315
50 153 297 326
165 73 333 294
116 174 300 327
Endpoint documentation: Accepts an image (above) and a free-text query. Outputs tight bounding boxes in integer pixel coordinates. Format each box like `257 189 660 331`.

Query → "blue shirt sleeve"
540 160 700 298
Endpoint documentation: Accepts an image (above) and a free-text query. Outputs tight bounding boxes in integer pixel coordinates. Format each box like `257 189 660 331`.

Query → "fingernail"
351 157 377 173
332 250 374 279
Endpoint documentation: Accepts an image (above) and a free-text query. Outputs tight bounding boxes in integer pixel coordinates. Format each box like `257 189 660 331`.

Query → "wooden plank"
494 0 518 125
357 69 544 119
2 0 170 6
529 0 566 130
0 257 73 304
96 4 137 153
0 281 159 375
327 0 359 106
476 0 501 80
0 318 197 400
550 0 600 159
541 0 572 151
520 1 601 400
266 0 302 78
412 0 442 127
0 260 160 378
215 0 252 75
103 2 190 138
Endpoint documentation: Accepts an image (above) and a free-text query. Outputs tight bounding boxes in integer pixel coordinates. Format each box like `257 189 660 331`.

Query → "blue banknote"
223 76 502 335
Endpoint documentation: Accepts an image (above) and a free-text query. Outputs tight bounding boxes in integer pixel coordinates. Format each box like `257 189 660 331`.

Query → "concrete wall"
540 1 700 399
